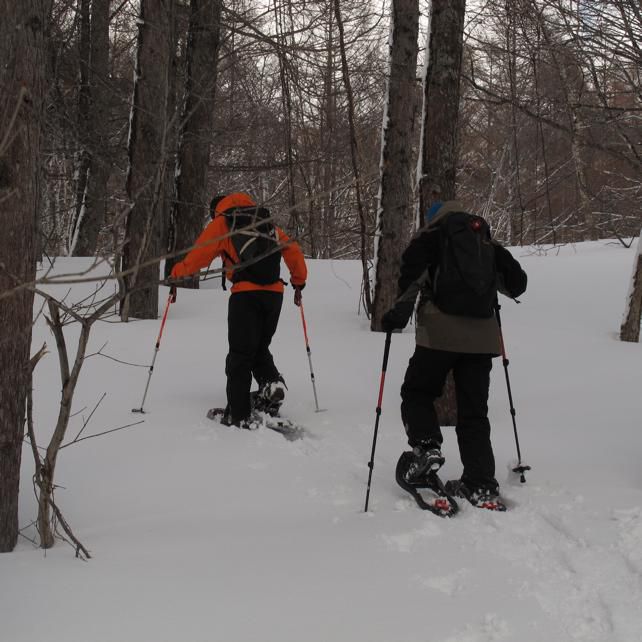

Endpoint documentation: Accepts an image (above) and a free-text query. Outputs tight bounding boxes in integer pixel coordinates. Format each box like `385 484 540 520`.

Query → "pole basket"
512 463 531 483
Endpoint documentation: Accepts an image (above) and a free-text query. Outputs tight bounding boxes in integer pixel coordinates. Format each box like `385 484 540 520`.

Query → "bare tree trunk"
417 0 466 219
71 0 112 256
121 0 174 320
417 0 466 425
333 0 373 314
165 0 221 284
371 0 420 331
537 11 596 242
320 12 336 259
159 6 181 277
32 292 118 554
621 229 642 342
531 19 557 246
0 0 51 553
38 301 91 548
505 0 526 246
71 0 91 253
274 0 301 235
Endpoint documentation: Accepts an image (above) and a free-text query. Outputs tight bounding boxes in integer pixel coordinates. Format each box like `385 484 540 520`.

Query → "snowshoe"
395 452 458 517
444 479 507 512
206 407 304 442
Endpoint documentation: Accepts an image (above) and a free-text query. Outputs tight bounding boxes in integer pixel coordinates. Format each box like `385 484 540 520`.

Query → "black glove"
381 301 414 332
293 282 305 307
162 279 178 302
495 245 527 299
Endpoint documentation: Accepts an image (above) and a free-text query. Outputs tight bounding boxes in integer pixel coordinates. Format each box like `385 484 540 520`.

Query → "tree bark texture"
418 0 466 425
121 0 173 320
0 0 50 553
165 0 221 284
418 0 466 222
620 230 642 343
71 0 112 256
371 0 420 331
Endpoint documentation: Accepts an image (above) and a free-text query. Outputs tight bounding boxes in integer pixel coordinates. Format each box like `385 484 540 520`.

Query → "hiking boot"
445 479 506 511
218 406 260 430
253 376 287 416
218 406 235 426
405 443 445 482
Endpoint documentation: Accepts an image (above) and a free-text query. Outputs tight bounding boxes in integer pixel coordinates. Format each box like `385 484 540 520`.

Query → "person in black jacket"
382 201 527 507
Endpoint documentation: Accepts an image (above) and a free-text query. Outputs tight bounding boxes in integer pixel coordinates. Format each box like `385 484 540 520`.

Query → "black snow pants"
225 290 283 422
400 346 497 490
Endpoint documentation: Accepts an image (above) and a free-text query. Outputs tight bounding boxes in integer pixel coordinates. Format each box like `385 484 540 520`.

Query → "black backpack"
431 211 497 318
223 206 281 285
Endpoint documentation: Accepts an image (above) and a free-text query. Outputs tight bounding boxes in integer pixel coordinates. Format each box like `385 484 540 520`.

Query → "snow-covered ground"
3 241 642 642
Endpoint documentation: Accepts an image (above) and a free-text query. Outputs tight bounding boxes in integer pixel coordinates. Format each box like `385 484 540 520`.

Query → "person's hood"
214 192 256 216
426 200 464 227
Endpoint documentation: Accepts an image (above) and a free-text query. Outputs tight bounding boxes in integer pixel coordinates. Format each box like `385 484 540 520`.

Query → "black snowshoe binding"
444 479 507 512
395 451 458 517
408 444 445 479
251 377 287 417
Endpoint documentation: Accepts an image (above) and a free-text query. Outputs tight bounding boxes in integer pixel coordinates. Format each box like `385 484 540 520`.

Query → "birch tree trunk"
165 0 221 284
620 229 642 343
121 0 174 320
417 0 466 425
0 0 51 553
371 0 420 331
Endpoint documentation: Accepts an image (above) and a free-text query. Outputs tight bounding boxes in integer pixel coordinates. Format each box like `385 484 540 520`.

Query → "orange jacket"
170 199 307 294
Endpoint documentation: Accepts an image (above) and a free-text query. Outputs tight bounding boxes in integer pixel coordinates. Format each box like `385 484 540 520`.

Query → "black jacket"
396 202 527 354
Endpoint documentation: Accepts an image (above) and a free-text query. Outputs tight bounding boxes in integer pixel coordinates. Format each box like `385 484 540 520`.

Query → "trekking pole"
364 331 392 512
495 303 531 483
132 286 176 414
299 301 323 412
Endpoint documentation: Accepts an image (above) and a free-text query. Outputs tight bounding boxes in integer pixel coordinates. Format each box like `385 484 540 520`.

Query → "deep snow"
2 241 642 642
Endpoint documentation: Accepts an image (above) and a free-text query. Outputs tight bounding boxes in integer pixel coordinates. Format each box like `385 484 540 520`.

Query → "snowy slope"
2 241 642 642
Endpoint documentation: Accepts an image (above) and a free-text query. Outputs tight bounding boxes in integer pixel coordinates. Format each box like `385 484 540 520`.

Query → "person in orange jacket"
170 192 307 427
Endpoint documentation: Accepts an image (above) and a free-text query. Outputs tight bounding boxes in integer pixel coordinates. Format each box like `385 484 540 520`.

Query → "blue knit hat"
425 201 443 223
